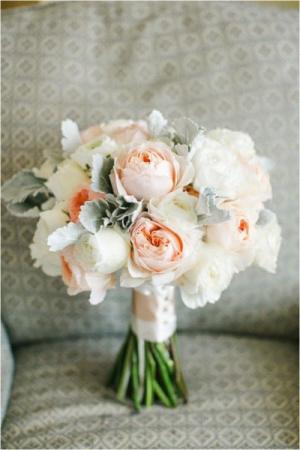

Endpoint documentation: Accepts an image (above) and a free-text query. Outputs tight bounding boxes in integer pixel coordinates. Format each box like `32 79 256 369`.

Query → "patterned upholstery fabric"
2 334 298 449
1 322 14 422
1 1 299 343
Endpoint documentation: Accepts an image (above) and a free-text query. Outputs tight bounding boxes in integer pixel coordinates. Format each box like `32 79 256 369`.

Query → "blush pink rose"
130 216 185 273
80 126 102 144
61 246 114 304
205 198 261 271
206 207 257 252
205 207 259 272
80 120 149 147
111 141 187 201
102 120 149 146
68 186 105 223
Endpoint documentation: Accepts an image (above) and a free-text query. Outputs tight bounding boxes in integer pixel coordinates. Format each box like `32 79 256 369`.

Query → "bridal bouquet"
2 111 281 410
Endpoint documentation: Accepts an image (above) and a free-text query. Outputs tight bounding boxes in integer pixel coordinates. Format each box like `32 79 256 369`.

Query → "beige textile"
2 334 298 449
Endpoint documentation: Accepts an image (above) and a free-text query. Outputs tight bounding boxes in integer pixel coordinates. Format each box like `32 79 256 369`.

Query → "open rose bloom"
2 110 281 410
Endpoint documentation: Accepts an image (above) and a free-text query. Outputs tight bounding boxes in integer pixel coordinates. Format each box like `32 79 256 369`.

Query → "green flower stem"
156 342 174 374
153 380 172 407
116 333 134 400
150 343 177 407
108 329 188 410
137 337 145 401
145 344 154 407
107 331 129 388
131 350 141 411
170 335 188 403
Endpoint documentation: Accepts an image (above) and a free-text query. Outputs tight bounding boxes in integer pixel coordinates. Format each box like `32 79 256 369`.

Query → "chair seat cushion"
2 333 298 449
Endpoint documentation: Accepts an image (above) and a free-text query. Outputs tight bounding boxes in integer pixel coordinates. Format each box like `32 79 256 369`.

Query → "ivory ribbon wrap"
131 284 177 342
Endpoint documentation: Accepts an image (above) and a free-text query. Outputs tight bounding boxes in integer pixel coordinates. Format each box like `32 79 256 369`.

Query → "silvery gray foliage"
91 155 114 194
172 117 205 147
197 187 230 225
147 110 169 137
48 222 85 252
80 194 142 233
147 111 206 154
2 170 54 218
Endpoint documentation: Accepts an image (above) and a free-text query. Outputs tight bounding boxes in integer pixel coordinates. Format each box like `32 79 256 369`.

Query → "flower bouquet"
2 111 281 410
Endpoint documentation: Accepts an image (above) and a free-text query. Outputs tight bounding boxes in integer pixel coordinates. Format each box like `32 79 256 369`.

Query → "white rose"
30 203 68 276
179 243 236 308
45 160 89 201
254 209 281 273
71 136 119 168
206 128 255 160
192 130 271 205
148 189 198 229
192 136 250 198
74 228 129 274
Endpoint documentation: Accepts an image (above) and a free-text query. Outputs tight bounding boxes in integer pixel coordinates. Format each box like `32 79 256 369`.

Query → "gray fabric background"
1 1 299 344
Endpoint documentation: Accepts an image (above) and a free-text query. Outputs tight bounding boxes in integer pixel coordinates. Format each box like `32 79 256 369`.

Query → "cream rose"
253 209 281 273
71 121 149 169
71 136 119 168
46 160 89 202
30 203 68 276
111 141 194 201
192 130 272 208
73 228 129 274
148 189 198 229
61 246 115 304
61 119 148 155
179 242 236 308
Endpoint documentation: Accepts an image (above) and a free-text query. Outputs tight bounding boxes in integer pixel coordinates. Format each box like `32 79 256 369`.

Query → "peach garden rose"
68 186 104 223
122 214 200 287
111 141 194 201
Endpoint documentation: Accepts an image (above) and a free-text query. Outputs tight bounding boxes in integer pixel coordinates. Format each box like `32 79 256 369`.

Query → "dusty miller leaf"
92 155 114 194
80 195 142 232
147 110 169 137
2 170 54 218
79 200 114 233
6 202 41 218
48 222 85 251
2 171 47 203
197 187 230 225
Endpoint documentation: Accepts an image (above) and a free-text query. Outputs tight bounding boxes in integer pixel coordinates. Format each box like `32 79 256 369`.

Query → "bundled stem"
107 328 188 411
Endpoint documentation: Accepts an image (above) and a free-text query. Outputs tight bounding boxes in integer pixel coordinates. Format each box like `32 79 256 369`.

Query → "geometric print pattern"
1 1 298 344
1 334 299 449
